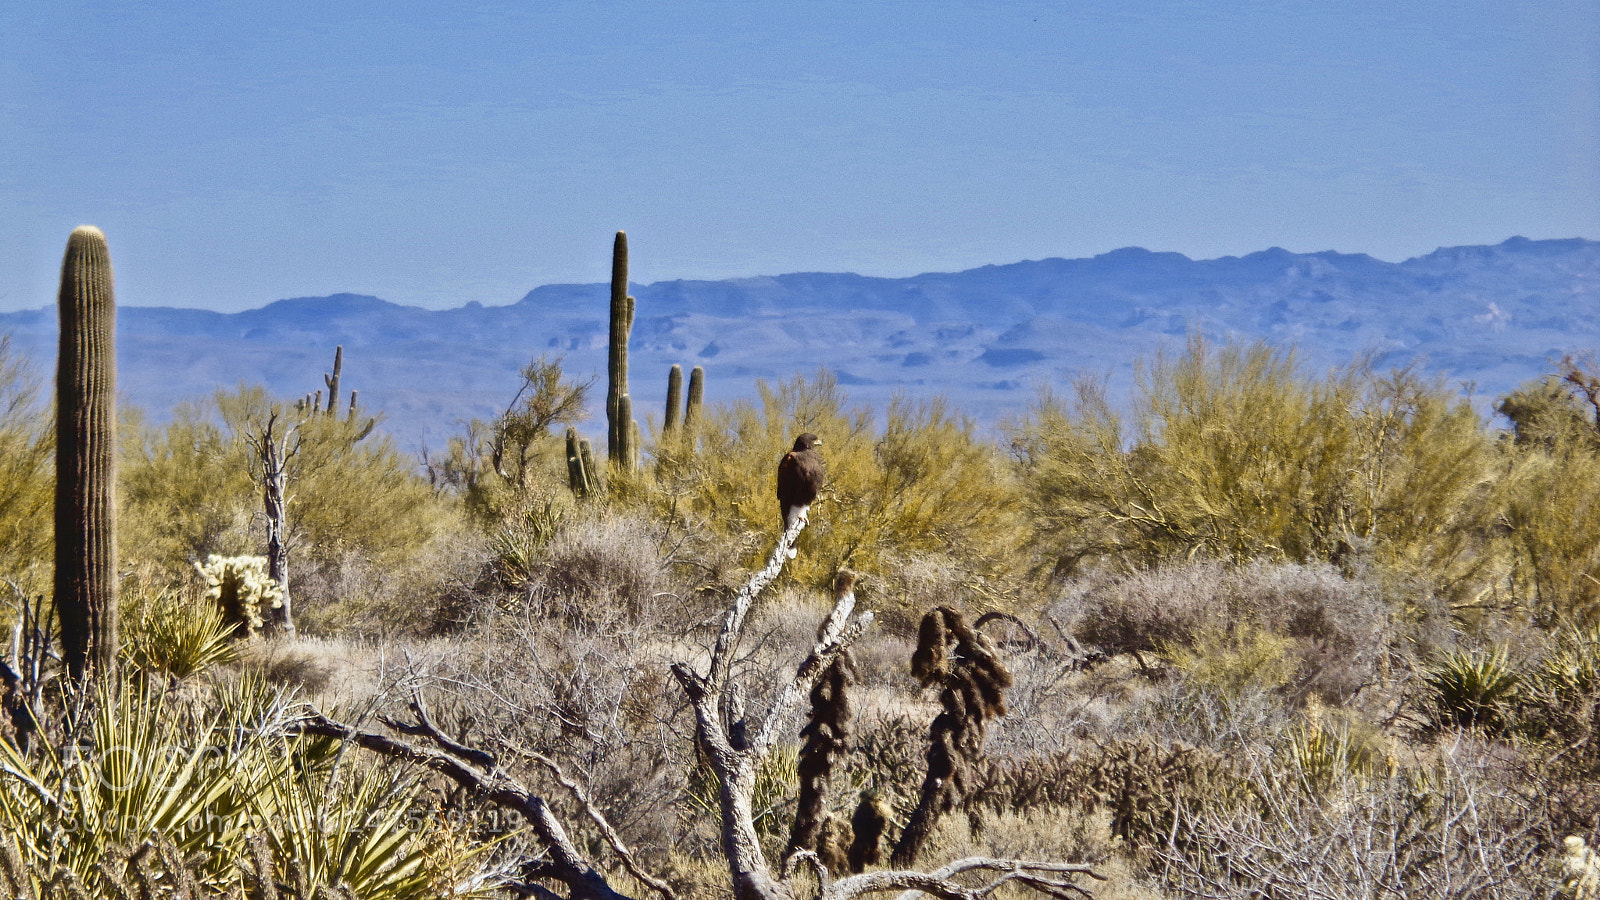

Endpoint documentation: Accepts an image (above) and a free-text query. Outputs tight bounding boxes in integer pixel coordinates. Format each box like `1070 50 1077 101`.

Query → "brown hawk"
777 433 825 533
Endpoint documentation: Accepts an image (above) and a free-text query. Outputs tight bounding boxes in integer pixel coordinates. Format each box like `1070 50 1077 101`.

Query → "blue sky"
2 0 1596 312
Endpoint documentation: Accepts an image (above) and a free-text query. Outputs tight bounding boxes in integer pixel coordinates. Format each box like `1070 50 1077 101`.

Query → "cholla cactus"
196 555 284 637
1565 836 1600 899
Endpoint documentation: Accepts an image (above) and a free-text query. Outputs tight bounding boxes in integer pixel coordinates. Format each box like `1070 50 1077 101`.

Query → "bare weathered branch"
295 711 635 900
524 750 679 900
708 515 808 692
754 580 872 754
823 858 1103 900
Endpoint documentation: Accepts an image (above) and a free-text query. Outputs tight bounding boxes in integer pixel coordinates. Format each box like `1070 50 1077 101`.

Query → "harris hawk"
777 433 825 535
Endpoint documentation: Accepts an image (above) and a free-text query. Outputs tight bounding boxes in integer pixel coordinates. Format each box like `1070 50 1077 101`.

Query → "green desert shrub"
644 371 1026 591
1013 337 1493 585
123 386 447 584
1498 446 1600 624
1163 623 1298 705
0 335 53 596
1063 558 1390 701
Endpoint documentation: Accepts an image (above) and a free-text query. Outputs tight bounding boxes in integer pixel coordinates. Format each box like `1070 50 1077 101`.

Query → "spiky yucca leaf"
1423 646 1521 733
0 676 279 891
252 760 494 900
122 590 236 679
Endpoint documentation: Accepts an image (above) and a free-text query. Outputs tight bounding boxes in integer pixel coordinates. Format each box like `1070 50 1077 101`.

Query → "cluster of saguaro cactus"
606 232 639 471
196 554 284 638
297 346 375 438
565 427 598 497
54 226 119 681
662 364 706 440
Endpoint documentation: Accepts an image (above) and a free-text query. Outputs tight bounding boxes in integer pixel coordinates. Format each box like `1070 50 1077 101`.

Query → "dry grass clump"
291 529 491 637
534 514 672 616
1062 558 1393 702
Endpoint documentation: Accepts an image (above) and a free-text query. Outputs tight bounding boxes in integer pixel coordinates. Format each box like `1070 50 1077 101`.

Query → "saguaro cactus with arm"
323 345 343 417
54 226 119 681
606 232 637 470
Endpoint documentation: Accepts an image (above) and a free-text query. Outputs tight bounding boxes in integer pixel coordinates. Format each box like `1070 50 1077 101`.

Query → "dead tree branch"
294 706 635 900
523 749 680 900
670 518 1102 900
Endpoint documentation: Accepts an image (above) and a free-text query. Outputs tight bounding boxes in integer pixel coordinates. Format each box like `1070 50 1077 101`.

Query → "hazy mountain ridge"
2 237 1596 450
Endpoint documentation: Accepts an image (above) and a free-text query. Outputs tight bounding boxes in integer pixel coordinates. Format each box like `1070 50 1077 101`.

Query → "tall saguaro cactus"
684 365 705 435
54 226 119 681
323 345 343 417
606 231 638 470
663 364 684 434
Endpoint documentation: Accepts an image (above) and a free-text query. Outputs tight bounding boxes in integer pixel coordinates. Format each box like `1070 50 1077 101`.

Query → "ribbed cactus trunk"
606 231 637 470
565 427 593 497
684 365 705 435
323 345 343 417
54 226 119 682
664 364 683 434
578 438 598 491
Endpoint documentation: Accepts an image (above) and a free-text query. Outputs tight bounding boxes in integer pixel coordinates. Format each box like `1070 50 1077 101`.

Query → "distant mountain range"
2 236 1597 452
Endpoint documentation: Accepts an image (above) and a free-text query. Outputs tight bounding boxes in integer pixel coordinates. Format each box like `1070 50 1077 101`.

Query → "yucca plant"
252 759 491 900
121 589 236 679
489 497 569 592
0 674 492 896
1523 623 1600 746
0 676 272 892
1287 716 1386 796
1422 646 1521 733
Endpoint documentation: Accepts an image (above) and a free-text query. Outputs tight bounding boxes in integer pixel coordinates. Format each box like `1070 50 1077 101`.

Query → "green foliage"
0 677 265 888
122 386 443 586
1499 446 1600 623
253 760 488 900
0 677 488 897
1422 646 1522 733
1162 623 1296 704
647 371 1025 588
686 744 800 843
121 400 254 572
1497 376 1598 450
430 355 590 525
1517 624 1600 767
487 497 570 592
121 588 236 679
1012 336 1493 582
1286 714 1387 796
1534 624 1600 723
0 335 53 594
